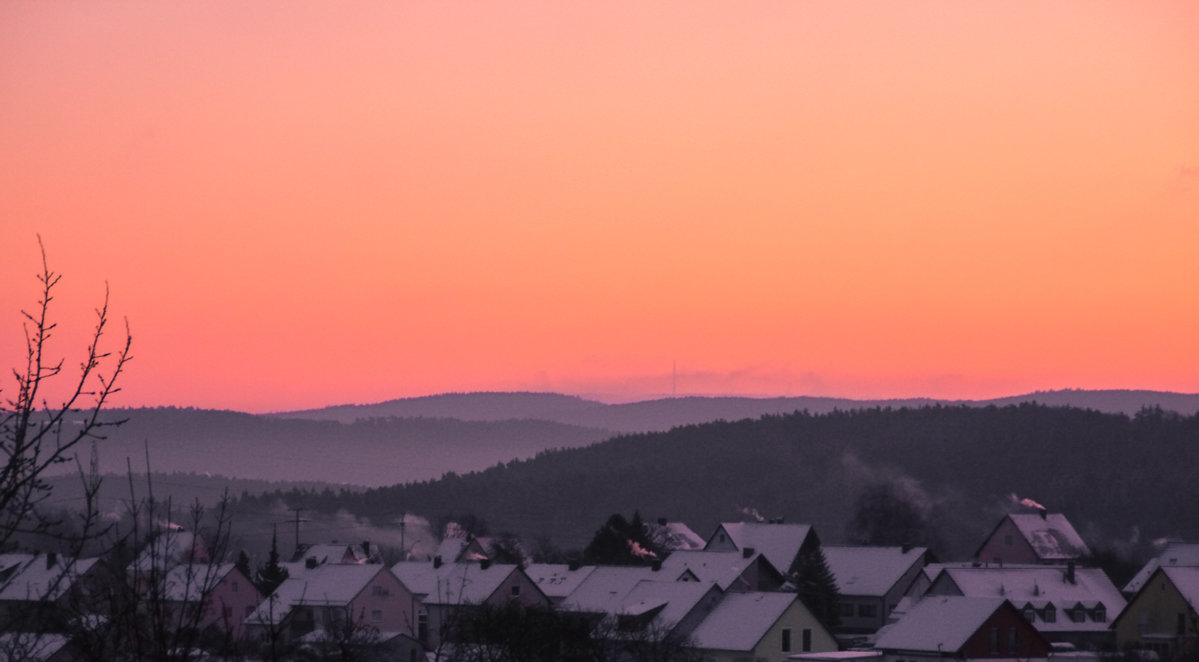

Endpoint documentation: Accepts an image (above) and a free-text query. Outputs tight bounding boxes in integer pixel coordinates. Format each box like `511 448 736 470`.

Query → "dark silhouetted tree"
793 547 841 629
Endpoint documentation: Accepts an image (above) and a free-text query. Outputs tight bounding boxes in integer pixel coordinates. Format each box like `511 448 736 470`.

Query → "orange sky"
3 2 1198 412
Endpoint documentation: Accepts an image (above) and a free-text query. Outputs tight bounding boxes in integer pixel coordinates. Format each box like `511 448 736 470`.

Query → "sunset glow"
3 2 1198 412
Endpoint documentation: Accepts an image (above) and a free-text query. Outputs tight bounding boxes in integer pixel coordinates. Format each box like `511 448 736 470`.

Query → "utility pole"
288 507 308 557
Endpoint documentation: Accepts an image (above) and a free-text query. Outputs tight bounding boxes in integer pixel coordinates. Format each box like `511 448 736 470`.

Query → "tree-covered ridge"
240 404 1199 560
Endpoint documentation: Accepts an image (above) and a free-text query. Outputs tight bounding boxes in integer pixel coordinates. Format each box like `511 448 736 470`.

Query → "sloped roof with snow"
649 521 706 551
690 591 799 652
659 550 779 591
0 554 101 602
559 565 663 614
1124 542 1199 594
874 596 1008 653
823 546 926 597
160 563 236 602
616 579 720 629
1006 514 1090 561
246 563 388 625
706 523 814 575
1162 566 1199 606
391 561 521 605
524 563 597 599
933 565 1124 632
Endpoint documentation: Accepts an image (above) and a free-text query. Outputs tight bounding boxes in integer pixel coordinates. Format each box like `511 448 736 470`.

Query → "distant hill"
249 403 1199 560
271 389 1199 432
51 408 614 487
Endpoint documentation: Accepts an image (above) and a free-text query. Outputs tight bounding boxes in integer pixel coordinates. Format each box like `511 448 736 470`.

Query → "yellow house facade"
1112 566 1199 657
691 592 838 662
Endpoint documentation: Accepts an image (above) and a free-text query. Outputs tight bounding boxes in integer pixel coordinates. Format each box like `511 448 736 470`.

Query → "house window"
839 603 856 618
1092 605 1106 622
232 581 239 593
989 628 999 654
372 585 388 597
1023 607 1036 623
418 611 428 643
782 628 792 652
1008 627 1018 653
1179 613 1187 636
371 609 383 624
1042 605 1056 623
511 585 521 597
802 628 812 652
858 604 878 618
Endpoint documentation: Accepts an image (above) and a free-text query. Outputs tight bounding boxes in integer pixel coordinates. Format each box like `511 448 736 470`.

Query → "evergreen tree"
793 547 841 629
235 549 252 582
256 525 289 596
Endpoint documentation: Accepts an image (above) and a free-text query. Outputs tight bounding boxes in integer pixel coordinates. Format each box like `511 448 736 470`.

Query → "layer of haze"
3 2 1198 412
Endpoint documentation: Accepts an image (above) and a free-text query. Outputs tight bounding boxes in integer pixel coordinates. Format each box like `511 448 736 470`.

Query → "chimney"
305 556 318 569
480 559 492 570
1038 509 1048 520
651 560 662 572
433 556 442 569
46 552 57 569
362 540 371 556
568 559 580 571
742 547 756 559
901 544 912 553
1065 561 1076 585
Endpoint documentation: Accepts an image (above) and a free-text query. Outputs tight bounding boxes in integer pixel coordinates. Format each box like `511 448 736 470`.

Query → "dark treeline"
236 404 1199 560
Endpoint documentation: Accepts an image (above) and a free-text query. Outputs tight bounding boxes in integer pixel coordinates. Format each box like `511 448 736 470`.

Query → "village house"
391 559 549 650
294 540 381 566
921 562 1123 649
245 563 417 647
0 553 116 633
649 519 707 552
822 545 929 634
873 596 1050 662
703 522 821 577
690 591 838 662
659 549 785 592
1123 541 1199 597
974 513 1090 566
158 563 262 641
1112 565 1199 659
523 562 597 607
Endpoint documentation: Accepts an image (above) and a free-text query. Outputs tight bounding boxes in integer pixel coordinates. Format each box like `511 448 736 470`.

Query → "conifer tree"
256 525 289 596
793 546 841 629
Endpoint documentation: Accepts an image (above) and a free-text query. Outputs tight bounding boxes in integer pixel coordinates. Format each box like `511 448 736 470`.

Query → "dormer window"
1042 605 1056 623
1091 605 1106 622
1023 606 1036 623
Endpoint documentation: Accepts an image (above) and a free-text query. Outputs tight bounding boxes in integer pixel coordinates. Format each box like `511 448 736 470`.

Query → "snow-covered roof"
160 563 237 602
874 596 1008 653
659 550 780 591
299 542 377 565
524 563 597 599
649 521 706 552
1124 542 1199 594
706 522 815 575
614 579 721 631
1161 566 1199 606
0 553 101 602
391 561 520 605
933 565 1124 632
246 563 390 625
1006 514 1090 561
559 565 664 614
822 546 926 598
128 531 208 573
690 591 800 652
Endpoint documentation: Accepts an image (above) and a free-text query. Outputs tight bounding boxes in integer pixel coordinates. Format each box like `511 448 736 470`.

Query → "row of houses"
1 513 1196 661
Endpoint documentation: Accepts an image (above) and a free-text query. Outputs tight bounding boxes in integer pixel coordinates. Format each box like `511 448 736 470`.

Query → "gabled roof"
560 565 663 614
822 546 926 597
435 537 489 563
649 521 706 552
298 541 378 565
128 530 209 573
391 561 525 606
615 580 721 631
524 563 597 600
246 563 390 625
981 514 1089 561
1124 542 1199 594
0 554 101 602
705 522 816 574
658 550 782 591
1162 566 1199 606
874 596 1009 653
932 565 1124 632
690 591 803 652
160 563 238 602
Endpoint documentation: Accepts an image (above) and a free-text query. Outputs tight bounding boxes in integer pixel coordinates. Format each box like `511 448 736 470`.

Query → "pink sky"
3 2 1198 412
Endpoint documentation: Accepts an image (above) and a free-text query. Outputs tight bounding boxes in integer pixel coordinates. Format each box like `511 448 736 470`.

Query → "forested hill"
244 404 1199 560
269 389 1199 433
